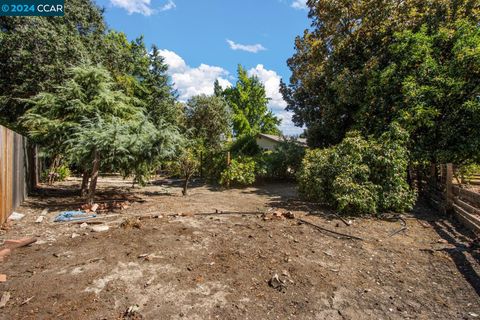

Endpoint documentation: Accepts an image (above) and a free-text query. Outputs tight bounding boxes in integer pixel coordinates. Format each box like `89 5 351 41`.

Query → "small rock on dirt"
120 217 142 229
268 273 287 292
284 211 296 219
8 212 24 221
262 210 296 221
71 233 80 239
90 225 110 233
35 216 45 223
123 304 142 319
0 291 11 308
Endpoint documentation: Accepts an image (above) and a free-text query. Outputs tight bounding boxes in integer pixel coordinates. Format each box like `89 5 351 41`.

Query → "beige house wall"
256 136 279 151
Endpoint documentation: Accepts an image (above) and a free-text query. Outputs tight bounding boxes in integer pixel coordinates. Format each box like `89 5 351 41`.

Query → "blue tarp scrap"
54 211 97 222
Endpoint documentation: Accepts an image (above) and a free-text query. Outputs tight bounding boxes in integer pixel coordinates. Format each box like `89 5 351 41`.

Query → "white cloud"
277 111 303 136
248 64 303 136
248 64 287 112
226 39 266 53
159 50 302 135
291 0 307 10
110 0 153 15
159 0 175 11
158 49 187 73
158 49 232 102
110 0 175 15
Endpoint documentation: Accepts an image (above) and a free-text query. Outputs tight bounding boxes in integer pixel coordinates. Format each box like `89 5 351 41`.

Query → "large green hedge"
298 124 416 215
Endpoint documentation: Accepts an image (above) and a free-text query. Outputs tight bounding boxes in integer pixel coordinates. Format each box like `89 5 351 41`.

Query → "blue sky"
94 0 310 135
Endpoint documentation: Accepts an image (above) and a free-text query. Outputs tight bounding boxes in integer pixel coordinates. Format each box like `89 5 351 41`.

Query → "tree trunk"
48 155 62 186
80 169 90 197
429 163 437 189
226 151 231 189
182 175 189 196
417 168 423 192
406 165 413 189
26 142 38 192
200 152 203 179
87 150 100 205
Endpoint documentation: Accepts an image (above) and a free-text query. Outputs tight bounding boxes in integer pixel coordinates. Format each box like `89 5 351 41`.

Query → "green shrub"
230 134 261 157
264 139 305 179
41 164 71 183
201 150 229 182
220 156 256 187
457 163 480 184
298 124 416 215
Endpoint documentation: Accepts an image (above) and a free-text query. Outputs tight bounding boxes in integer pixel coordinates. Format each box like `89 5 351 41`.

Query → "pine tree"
22 66 180 203
0 0 106 130
213 79 224 97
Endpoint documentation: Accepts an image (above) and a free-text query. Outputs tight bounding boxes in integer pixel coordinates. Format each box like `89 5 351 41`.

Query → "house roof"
256 133 307 147
296 137 307 146
257 133 283 143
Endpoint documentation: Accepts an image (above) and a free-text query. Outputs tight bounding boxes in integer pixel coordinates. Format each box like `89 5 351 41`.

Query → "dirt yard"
1 177 480 319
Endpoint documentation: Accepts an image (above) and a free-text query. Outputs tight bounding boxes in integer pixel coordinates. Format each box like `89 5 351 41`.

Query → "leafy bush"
298 124 416 215
200 150 229 183
220 157 256 187
230 134 261 157
41 164 71 183
457 163 480 184
262 139 305 179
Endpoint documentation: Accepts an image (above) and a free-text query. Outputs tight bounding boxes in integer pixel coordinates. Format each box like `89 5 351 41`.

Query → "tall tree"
224 65 281 136
213 79 224 97
143 45 181 127
22 66 180 202
185 94 231 150
362 21 480 164
281 0 480 161
0 0 106 130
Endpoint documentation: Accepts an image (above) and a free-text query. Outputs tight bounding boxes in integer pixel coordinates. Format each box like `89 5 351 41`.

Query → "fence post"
226 151 231 189
445 163 453 211
199 151 203 179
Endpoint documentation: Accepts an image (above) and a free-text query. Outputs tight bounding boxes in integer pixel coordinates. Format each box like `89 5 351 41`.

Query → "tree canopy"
0 0 106 128
281 0 480 163
223 65 281 136
22 66 180 200
185 94 231 150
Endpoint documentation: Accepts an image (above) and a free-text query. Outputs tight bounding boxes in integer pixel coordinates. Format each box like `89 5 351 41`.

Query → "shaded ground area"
1 177 480 319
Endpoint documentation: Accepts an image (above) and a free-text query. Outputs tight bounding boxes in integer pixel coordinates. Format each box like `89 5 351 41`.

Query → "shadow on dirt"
429 218 480 296
408 200 480 296
25 183 144 211
150 178 222 192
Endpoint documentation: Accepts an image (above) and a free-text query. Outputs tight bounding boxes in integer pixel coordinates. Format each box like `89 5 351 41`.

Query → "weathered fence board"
453 185 480 208
0 125 32 224
454 197 480 215
453 203 480 235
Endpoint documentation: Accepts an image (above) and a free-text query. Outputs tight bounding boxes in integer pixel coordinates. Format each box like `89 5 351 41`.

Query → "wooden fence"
0 125 36 224
422 164 480 235
452 185 480 234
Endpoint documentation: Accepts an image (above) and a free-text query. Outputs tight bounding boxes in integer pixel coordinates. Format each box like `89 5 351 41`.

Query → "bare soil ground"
1 177 480 319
